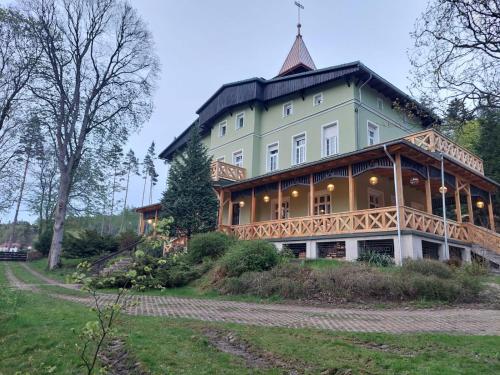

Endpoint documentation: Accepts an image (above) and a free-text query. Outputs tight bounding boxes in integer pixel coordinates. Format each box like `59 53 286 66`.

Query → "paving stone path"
6 263 500 335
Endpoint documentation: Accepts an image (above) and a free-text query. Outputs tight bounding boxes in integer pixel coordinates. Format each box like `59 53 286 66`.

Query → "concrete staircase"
0 251 27 262
471 245 500 273
99 257 133 276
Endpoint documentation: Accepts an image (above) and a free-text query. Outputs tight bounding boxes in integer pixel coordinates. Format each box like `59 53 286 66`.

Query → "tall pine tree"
161 124 218 237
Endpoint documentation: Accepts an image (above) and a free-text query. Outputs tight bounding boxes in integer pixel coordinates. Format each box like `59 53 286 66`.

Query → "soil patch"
99 338 148 375
203 328 306 373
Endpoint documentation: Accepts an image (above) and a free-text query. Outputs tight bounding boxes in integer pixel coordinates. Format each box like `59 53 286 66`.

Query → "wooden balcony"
404 129 484 174
211 160 246 182
220 206 500 255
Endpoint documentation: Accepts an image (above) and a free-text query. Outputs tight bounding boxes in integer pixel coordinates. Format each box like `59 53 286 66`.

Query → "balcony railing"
404 129 484 174
211 160 246 182
220 206 500 255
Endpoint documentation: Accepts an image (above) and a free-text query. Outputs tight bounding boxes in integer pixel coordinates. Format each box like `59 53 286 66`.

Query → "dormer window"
313 93 323 106
283 102 293 117
235 113 244 130
377 97 384 111
219 121 227 137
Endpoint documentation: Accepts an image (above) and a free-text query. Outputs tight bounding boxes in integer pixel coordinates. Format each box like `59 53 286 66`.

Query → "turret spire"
278 1 316 77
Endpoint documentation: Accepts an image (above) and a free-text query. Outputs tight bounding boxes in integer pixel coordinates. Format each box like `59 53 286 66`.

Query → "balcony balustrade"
220 206 500 255
211 160 246 182
404 129 484 174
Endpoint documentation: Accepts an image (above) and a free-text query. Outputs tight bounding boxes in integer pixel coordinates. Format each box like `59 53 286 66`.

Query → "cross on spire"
294 1 304 35
277 0 316 77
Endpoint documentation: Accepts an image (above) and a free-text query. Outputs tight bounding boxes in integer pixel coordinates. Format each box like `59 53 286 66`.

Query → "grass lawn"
1 262 500 374
29 257 89 283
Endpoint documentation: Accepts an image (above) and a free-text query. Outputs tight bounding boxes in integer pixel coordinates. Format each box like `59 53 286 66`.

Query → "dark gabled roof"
159 61 440 160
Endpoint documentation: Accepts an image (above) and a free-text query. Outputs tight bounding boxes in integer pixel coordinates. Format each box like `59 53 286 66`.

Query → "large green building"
157 26 499 266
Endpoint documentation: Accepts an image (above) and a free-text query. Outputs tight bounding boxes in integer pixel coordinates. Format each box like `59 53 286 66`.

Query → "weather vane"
294 1 304 35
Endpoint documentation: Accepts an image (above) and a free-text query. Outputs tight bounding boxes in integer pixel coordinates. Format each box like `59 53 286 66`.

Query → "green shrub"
136 237 164 258
461 261 489 276
357 250 394 267
34 229 53 256
216 240 279 278
63 230 118 259
187 232 234 264
402 259 452 279
117 230 142 251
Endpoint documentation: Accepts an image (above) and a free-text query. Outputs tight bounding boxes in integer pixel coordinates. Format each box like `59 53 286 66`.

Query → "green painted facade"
205 81 425 179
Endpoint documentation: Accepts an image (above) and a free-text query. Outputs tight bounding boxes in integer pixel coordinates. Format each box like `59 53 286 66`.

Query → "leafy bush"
216 240 279 278
136 237 164 258
357 250 395 267
63 230 118 259
117 230 141 251
187 232 234 264
402 259 452 279
34 229 53 256
461 261 489 276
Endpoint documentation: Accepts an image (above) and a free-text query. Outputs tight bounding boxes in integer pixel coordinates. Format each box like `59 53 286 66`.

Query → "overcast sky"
9 0 429 222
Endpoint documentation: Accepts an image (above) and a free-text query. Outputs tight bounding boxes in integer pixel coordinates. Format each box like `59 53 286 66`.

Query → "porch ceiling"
221 140 498 193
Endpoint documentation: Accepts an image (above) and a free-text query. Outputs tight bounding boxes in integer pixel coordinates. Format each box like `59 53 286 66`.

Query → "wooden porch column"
466 184 474 225
228 194 233 226
488 193 496 232
454 178 462 223
138 214 143 235
395 153 405 207
348 164 356 211
425 169 433 214
218 190 225 227
278 181 282 219
309 174 314 216
153 209 158 235
251 188 256 223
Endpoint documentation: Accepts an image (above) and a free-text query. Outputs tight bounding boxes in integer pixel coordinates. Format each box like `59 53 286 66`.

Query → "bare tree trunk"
48 170 71 270
141 176 147 206
149 178 153 205
7 156 30 251
120 168 131 232
108 167 117 234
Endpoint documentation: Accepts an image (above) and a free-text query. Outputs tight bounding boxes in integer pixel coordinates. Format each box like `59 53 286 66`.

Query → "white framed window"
313 93 324 106
283 102 293 117
216 156 225 162
368 188 384 209
235 112 244 130
314 191 331 215
232 150 243 167
367 121 380 146
271 197 290 220
377 97 384 111
322 122 339 157
267 142 279 172
292 133 306 165
219 121 227 137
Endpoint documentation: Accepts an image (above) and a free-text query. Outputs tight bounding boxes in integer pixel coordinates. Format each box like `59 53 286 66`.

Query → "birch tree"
24 0 159 269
